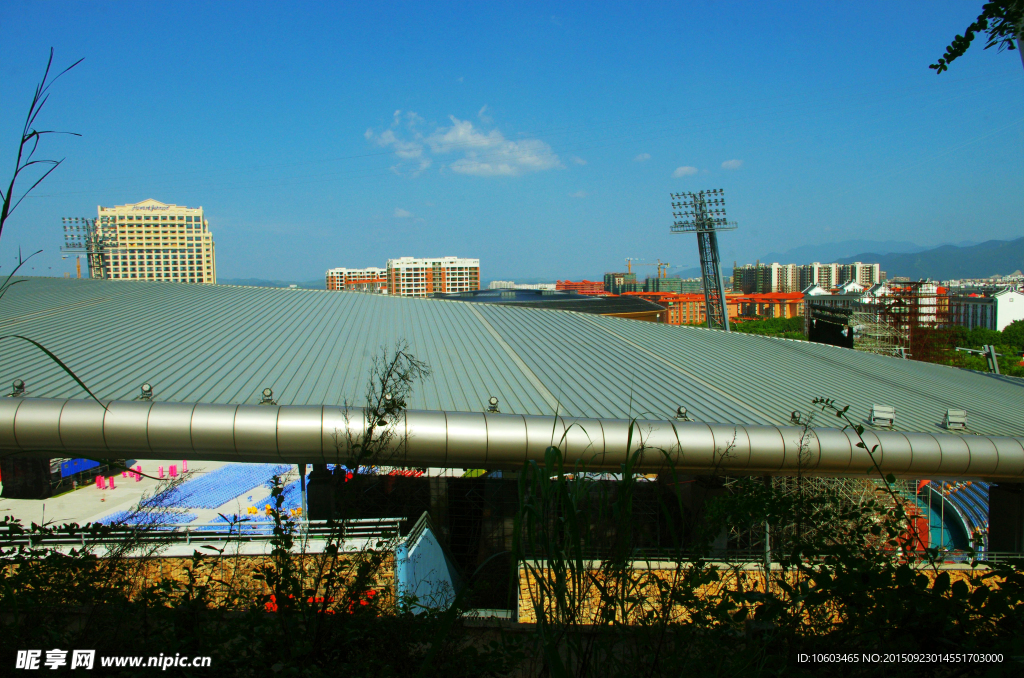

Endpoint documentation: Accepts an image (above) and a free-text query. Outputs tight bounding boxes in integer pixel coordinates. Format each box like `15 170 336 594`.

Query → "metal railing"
518 547 1024 566
0 517 405 549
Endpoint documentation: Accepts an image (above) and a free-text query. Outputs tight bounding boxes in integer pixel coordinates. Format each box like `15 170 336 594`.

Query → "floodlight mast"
60 216 117 279
670 189 737 331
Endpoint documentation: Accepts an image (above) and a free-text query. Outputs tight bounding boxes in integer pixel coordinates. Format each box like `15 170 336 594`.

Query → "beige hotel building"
94 199 216 284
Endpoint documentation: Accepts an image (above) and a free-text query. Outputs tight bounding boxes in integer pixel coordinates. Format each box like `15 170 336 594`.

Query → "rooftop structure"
430 288 665 322
1 278 1019 437
556 279 606 295
487 281 557 291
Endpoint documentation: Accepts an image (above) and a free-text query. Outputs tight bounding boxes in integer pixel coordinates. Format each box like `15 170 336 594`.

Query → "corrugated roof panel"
1 278 1021 438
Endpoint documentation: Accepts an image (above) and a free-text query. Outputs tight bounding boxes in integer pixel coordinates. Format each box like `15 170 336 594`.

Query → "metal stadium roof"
0 278 1021 437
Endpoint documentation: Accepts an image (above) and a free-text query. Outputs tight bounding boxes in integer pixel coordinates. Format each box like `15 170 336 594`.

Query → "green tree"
930 1 1024 74
1002 318 1024 350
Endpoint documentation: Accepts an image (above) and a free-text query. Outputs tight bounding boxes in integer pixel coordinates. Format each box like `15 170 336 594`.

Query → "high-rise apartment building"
91 199 216 283
603 272 638 295
733 262 800 293
326 267 387 293
837 262 883 287
735 260 881 294
798 262 881 290
643 276 702 294
386 256 480 297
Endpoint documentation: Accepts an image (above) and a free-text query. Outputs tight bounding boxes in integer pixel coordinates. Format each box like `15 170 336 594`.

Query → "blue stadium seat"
147 463 292 510
98 510 198 528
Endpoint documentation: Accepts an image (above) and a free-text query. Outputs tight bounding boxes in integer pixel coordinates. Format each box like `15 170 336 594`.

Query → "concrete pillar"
0 457 51 499
989 483 1024 553
305 463 335 520
428 476 450 544
669 474 728 554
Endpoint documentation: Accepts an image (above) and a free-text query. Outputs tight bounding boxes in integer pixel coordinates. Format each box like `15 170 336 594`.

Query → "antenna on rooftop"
669 189 738 331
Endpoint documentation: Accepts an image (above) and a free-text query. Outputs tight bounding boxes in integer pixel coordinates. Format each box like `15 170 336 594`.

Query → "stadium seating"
98 510 198 528
147 463 292 510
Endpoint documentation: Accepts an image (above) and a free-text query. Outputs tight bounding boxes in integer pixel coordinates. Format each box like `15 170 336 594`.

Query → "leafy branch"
930 1 1024 73
0 48 82 239
812 397 925 558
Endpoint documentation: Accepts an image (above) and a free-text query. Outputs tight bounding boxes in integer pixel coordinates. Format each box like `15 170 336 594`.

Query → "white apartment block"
799 263 839 290
326 267 387 293
799 262 881 290
386 256 480 297
839 262 882 288
951 289 1024 331
94 199 216 284
733 262 801 293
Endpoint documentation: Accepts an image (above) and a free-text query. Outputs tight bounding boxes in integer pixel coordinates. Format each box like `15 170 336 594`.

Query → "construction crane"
670 189 738 331
626 258 672 278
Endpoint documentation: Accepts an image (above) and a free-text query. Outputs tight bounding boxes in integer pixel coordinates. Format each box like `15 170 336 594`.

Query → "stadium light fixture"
10 379 25 397
487 396 500 413
260 387 276 405
870 405 895 428
139 382 153 401
944 408 967 431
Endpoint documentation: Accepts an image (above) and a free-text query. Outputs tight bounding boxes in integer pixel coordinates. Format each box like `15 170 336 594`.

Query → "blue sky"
1 1 1022 282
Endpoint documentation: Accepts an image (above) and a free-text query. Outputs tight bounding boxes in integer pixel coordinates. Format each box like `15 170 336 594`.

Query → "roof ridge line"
464 304 561 414
578 315 779 424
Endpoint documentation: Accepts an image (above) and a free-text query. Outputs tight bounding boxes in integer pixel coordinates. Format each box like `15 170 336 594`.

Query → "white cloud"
571 156 587 165
367 113 561 177
570 190 588 198
672 166 698 177
457 76 464 83
721 159 743 170
478 105 492 123
634 153 651 162
394 208 414 218
366 115 432 175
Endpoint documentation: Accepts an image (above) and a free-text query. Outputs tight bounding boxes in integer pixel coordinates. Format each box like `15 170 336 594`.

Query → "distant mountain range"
758 239 976 266
838 237 1023 280
659 238 1020 281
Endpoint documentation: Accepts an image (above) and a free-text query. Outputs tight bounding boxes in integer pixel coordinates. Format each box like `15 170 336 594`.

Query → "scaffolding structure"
850 307 909 357
861 281 952 363
809 281 954 362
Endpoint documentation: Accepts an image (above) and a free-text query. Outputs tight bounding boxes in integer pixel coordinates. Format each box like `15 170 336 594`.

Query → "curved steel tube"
1 398 1023 479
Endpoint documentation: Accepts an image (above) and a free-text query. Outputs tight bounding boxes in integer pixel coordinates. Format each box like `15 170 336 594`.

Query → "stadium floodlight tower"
670 189 737 331
60 216 116 279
